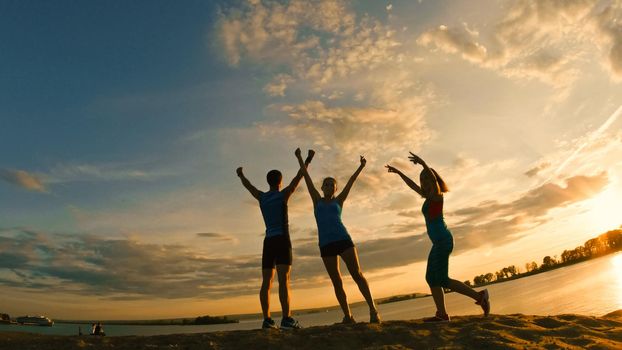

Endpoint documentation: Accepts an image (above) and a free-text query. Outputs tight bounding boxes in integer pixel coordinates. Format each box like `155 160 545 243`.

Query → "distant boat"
16 315 54 326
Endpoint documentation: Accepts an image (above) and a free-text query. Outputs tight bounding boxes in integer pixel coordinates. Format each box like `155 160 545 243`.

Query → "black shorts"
262 234 292 269
320 239 355 257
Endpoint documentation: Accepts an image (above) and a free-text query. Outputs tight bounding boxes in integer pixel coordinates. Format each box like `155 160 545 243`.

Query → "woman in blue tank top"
386 152 490 322
295 148 381 324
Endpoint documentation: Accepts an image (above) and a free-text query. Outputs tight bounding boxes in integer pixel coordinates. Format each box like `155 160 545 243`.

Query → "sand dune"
1 311 621 350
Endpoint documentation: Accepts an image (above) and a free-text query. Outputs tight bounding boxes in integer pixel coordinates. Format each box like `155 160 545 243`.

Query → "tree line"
467 228 622 287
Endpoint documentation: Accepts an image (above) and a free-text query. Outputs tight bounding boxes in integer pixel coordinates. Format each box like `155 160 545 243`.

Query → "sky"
1 0 621 320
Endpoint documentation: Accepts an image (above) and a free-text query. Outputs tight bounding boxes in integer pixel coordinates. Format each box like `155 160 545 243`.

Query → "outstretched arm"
336 155 366 206
295 148 321 205
236 167 262 200
385 164 424 197
283 150 315 200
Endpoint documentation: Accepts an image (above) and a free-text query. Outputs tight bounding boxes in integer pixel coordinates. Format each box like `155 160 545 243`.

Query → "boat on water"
15 315 54 326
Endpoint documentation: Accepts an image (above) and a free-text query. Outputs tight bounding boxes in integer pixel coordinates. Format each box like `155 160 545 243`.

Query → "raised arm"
408 152 441 199
408 152 431 172
385 164 424 197
236 167 262 200
295 148 321 205
336 155 366 206
283 150 315 200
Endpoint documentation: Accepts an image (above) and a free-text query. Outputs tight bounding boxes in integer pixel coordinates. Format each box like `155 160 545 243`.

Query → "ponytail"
430 168 449 193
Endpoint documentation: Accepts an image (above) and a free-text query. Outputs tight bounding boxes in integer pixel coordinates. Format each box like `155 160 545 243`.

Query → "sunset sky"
1 0 621 320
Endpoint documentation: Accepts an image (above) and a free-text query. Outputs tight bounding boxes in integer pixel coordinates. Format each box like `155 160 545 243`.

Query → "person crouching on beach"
236 150 314 329
385 152 490 322
295 148 381 324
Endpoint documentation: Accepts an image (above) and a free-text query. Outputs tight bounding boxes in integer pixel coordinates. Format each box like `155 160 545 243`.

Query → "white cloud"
416 0 622 93
417 23 488 63
218 0 400 89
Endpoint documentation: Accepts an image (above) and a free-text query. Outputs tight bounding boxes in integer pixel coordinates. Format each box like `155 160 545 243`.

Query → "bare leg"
322 255 351 318
340 247 378 314
260 268 275 319
430 286 447 316
276 264 291 318
447 278 480 301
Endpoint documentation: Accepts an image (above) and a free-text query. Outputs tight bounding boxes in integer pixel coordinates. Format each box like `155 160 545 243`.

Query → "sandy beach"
1 310 620 350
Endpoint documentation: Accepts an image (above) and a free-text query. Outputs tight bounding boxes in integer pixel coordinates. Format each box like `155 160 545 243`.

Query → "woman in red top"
386 152 490 322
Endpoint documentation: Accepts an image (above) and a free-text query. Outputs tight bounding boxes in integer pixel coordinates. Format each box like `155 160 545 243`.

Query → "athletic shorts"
320 239 355 257
425 238 454 288
262 234 292 269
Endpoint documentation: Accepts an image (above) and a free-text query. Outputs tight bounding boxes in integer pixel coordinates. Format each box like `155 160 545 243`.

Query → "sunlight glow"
582 187 622 234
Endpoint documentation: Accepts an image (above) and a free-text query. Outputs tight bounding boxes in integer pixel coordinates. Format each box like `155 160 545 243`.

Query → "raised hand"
360 155 367 167
307 149 316 161
295 148 302 159
385 164 399 173
408 152 423 165
236 167 243 177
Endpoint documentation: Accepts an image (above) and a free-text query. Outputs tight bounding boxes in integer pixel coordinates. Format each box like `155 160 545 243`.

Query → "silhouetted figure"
386 152 490 322
91 322 105 336
78 326 82 336
236 150 314 329
295 148 381 324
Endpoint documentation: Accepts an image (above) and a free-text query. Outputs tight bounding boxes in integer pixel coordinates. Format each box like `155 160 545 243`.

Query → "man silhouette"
236 150 314 329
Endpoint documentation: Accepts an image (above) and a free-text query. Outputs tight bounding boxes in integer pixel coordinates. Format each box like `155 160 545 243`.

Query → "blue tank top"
259 191 288 238
422 198 452 244
314 200 351 247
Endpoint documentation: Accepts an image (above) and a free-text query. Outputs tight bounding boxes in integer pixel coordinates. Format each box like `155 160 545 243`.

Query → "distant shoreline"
470 249 622 289
55 315 237 326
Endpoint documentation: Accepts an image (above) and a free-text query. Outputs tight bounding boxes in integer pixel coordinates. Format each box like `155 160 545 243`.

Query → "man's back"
259 190 289 237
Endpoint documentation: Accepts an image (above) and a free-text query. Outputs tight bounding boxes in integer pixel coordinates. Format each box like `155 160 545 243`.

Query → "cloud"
0 229 259 299
218 0 400 88
416 0 622 90
214 0 437 213
524 161 552 178
263 74 295 97
417 23 488 63
46 163 155 183
453 172 609 224
196 232 239 243
0 169 47 193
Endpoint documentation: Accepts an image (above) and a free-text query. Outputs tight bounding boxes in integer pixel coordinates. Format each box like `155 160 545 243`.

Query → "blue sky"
1 0 622 319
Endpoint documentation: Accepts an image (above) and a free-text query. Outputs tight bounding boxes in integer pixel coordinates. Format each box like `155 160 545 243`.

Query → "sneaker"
370 310 381 324
423 311 450 323
341 315 356 324
475 289 490 317
262 318 278 329
280 317 302 330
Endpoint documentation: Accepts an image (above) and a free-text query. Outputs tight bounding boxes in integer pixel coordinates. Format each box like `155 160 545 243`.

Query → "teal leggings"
425 238 454 288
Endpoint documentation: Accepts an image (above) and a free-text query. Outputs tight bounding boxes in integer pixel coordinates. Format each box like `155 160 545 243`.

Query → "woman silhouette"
386 152 490 322
295 148 380 324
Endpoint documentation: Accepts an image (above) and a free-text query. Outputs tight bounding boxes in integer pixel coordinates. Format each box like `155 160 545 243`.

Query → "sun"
582 186 622 234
